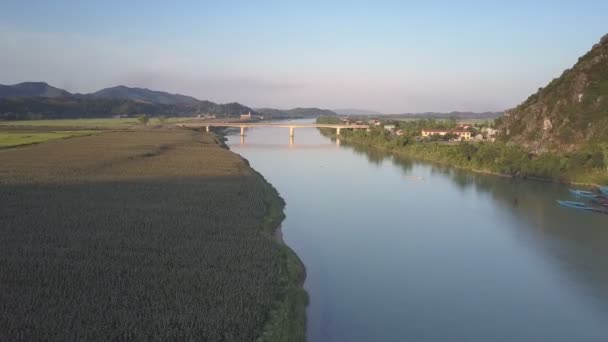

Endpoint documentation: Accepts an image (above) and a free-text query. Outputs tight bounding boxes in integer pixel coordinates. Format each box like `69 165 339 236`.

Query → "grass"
0 117 192 129
0 129 306 341
0 130 99 148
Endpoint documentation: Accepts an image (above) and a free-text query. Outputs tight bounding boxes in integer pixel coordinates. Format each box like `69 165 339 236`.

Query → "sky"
1 0 606 113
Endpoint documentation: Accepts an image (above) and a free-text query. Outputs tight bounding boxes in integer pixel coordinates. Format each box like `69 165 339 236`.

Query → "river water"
226 120 608 342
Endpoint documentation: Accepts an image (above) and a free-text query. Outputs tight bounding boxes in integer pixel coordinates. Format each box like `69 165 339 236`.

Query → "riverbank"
0 128 306 341
327 132 608 188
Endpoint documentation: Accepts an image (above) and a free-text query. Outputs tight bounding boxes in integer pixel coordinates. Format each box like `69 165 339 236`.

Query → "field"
0 130 99 148
0 117 192 129
0 129 306 341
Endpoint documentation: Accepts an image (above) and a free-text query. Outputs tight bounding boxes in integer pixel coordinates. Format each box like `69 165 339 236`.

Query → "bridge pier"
336 127 341 136
289 126 295 137
240 126 245 136
206 125 210 132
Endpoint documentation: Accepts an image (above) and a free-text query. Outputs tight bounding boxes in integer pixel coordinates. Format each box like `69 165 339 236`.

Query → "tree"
600 143 608 173
137 114 150 125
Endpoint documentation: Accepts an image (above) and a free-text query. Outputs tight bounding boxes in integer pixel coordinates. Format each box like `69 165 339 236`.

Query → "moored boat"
600 186 608 196
591 198 608 208
569 189 599 198
557 200 592 210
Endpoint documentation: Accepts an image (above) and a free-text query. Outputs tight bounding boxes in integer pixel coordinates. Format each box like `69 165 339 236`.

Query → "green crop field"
0 130 99 148
0 117 192 129
0 130 306 341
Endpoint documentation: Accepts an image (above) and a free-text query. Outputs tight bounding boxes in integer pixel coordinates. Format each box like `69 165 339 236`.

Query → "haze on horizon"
1 0 606 113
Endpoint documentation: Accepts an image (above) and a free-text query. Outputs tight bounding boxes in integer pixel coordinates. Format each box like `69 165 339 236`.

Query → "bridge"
177 122 369 138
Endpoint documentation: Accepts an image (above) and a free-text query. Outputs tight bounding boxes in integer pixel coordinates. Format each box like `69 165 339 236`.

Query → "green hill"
498 33 608 153
0 82 72 98
0 83 254 120
92 85 199 105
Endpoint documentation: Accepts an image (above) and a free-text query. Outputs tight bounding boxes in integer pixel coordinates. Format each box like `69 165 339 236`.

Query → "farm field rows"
0 130 99 148
0 129 305 341
0 117 192 129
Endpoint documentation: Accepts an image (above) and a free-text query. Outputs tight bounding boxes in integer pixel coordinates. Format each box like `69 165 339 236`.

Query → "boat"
600 186 608 196
557 200 592 210
591 198 608 208
568 189 599 198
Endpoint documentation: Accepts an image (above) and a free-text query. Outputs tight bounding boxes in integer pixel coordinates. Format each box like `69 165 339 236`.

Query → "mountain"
255 107 337 119
333 108 383 116
0 82 72 98
0 83 254 120
92 85 199 105
390 111 503 120
498 34 608 152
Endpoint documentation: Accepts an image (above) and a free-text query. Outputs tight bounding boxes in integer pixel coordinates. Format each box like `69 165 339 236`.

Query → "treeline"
317 116 608 184
0 97 254 120
256 107 337 119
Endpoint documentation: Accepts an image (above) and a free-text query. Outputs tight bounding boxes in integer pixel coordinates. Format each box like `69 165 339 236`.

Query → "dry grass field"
0 129 305 341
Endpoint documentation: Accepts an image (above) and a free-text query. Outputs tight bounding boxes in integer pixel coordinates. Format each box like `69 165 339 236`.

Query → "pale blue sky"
1 0 606 112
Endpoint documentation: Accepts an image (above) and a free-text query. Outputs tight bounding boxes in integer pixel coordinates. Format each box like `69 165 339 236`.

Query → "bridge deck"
178 122 368 129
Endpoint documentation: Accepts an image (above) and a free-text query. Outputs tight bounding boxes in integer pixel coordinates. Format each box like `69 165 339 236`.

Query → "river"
226 119 608 342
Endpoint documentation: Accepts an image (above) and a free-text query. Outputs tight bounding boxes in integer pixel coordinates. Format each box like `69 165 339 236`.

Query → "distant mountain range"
0 82 254 120
391 111 504 120
91 85 200 105
333 108 384 116
255 107 337 119
0 82 71 98
0 82 341 121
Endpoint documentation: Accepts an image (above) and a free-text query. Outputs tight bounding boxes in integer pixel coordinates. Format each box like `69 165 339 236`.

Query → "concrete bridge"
177 122 369 137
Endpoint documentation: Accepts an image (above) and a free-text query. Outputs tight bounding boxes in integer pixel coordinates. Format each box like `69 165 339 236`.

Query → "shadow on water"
339 139 608 315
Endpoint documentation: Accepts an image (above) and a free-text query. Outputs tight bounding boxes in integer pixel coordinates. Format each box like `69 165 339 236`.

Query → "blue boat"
600 186 608 196
557 200 592 210
569 189 599 198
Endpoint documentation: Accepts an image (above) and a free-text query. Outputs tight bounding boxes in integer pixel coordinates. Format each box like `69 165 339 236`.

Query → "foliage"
498 34 608 151
0 96 255 120
0 130 306 341
256 108 337 119
318 117 608 184
137 114 150 125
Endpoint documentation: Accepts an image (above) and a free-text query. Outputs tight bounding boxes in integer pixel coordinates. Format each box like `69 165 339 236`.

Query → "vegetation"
0 130 306 341
137 114 150 125
255 107 337 119
0 82 255 120
318 116 608 184
0 130 99 148
0 117 191 129
498 33 608 152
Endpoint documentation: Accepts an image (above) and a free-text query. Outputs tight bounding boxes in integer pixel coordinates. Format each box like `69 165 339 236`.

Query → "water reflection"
227 121 608 341
341 139 608 315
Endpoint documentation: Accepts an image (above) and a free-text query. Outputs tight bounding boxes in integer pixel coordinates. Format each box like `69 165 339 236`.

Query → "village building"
240 111 252 120
421 129 472 141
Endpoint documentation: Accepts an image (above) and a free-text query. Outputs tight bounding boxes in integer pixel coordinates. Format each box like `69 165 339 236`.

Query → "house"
384 124 396 131
481 127 499 137
240 111 252 120
395 130 405 136
421 129 471 141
